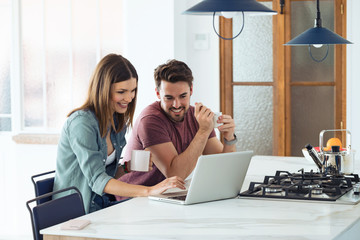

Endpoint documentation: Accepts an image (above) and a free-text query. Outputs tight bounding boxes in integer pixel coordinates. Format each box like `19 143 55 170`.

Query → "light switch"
193 33 209 50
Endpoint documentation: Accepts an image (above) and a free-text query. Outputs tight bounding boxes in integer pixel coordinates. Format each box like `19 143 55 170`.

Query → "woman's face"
110 77 137 114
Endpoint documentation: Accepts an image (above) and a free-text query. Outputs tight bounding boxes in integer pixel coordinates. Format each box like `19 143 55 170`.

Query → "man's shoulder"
141 101 160 114
139 102 166 121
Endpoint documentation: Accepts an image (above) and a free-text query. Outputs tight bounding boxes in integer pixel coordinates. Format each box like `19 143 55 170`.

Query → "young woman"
53 54 185 213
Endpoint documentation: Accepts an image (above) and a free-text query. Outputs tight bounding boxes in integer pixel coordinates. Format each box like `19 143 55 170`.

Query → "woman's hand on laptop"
148 176 186 196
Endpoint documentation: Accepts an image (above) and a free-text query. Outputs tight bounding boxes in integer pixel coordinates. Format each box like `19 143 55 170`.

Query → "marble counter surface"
41 155 360 240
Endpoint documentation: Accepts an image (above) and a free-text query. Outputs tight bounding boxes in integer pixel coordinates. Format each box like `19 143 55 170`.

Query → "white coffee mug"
130 150 150 172
213 112 223 128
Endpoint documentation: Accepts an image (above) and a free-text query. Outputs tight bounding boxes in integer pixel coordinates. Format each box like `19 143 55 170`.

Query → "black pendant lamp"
284 0 352 62
183 0 277 40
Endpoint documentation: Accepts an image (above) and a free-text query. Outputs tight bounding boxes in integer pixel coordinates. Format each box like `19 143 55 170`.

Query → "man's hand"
194 102 214 134
217 114 236 141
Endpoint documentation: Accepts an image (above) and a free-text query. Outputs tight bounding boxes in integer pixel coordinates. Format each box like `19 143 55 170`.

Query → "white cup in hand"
213 112 223 128
130 150 150 172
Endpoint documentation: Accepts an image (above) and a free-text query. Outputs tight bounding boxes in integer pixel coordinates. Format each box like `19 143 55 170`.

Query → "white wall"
0 136 57 240
347 0 360 163
123 0 219 119
1 0 359 239
122 0 219 120
122 0 175 119
174 0 220 111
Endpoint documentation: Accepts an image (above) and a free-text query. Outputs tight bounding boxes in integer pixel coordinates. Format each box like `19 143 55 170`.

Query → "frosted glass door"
290 0 335 156
222 0 346 156
232 2 273 155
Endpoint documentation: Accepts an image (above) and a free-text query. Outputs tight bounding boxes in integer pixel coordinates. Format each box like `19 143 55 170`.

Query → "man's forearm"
167 130 210 179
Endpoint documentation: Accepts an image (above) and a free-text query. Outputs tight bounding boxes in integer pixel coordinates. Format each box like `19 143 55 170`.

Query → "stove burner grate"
240 170 359 202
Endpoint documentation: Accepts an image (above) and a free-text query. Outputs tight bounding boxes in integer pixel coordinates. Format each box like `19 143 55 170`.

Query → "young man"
117 59 237 193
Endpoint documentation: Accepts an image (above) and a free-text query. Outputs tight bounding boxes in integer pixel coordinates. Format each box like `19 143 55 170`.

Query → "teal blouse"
53 110 126 213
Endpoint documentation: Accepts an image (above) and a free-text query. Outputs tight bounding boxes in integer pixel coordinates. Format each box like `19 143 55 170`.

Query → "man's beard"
166 106 187 122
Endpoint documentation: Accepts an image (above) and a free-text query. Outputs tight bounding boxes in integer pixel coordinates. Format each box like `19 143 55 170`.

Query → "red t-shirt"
116 102 216 198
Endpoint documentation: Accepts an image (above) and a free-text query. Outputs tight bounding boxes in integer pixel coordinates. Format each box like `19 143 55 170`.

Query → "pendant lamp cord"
309 0 328 62
212 12 245 40
315 0 322 27
308 44 329 62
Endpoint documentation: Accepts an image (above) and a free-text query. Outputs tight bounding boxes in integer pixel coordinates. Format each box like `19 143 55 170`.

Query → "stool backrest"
26 186 86 240
31 170 55 205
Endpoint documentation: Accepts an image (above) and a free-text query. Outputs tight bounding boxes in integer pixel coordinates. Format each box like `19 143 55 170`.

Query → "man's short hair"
154 59 193 90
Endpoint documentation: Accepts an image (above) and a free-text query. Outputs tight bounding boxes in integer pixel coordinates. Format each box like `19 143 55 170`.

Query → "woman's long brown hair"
68 54 138 138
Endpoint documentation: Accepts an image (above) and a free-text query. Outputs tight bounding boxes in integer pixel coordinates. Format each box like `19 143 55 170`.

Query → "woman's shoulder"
67 109 97 126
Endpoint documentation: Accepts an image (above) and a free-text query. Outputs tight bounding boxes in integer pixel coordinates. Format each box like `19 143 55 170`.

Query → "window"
1 0 123 135
0 0 11 131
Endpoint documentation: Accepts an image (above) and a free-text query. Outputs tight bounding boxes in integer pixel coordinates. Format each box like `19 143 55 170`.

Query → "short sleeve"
137 115 173 149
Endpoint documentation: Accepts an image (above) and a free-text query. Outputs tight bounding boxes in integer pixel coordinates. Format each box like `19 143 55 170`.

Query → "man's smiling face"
156 80 192 122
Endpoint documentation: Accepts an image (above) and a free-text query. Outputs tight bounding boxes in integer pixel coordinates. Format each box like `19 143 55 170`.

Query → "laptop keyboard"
168 195 186 201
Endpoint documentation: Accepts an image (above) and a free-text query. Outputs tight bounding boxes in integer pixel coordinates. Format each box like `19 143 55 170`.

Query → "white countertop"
41 155 360 240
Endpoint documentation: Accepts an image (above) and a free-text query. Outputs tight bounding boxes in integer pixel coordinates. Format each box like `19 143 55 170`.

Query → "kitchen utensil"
302 144 323 172
318 129 355 175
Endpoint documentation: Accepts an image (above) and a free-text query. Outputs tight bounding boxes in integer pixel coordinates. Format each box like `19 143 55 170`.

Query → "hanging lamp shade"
183 0 277 15
284 0 352 62
285 26 353 45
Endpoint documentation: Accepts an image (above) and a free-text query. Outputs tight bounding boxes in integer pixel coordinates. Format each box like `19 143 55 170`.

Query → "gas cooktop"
239 169 360 205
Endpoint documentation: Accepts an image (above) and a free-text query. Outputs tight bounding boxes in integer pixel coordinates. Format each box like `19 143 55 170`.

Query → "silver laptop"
148 151 253 205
